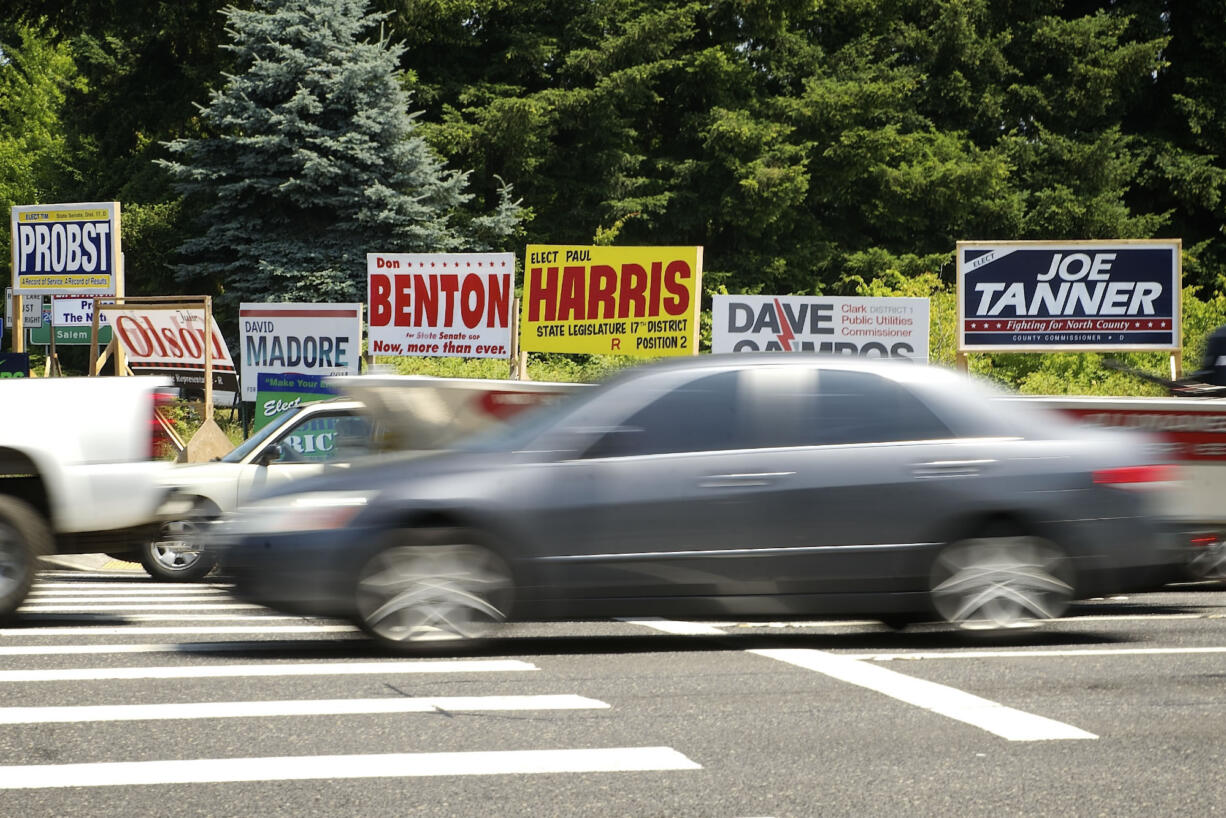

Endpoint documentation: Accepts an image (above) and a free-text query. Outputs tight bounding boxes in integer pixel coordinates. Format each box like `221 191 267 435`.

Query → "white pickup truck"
0 376 176 621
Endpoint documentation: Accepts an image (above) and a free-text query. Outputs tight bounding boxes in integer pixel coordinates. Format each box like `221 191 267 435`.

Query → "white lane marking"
0 659 537 683
24 597 235 604
0 695 611 724
32 580 228 588
17 614 331 622
618 618 725 636
0 640 363 656
751 648 1096 741
0 747 701 789
859 646 1226 661
0 625 355 637
29 588 227 596
628 619 1095 741
19 604 265 612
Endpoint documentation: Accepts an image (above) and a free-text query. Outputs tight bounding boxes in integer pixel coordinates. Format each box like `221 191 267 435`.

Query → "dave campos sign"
957 240 1181 352
239 303 362 401
712 295 929 360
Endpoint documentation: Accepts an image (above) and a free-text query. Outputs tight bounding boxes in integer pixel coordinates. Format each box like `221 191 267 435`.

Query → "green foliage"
159 0 522 317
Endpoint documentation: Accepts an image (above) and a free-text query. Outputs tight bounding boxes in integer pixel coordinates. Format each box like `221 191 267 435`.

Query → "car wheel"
1186 538 1226 583
0 496 53 624
140 510 218 582
929 532 1074 631
354 528 513 653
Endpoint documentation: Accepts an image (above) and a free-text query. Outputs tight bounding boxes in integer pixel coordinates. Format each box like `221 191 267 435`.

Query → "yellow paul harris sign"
520 245 703 356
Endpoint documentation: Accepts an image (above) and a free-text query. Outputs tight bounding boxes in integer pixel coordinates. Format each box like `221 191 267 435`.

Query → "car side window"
812 369 951 444
584 371 743 457
273 413 372 463
744 367 951 447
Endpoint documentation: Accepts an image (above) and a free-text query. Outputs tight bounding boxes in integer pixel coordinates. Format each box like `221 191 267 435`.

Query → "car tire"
354 528 513 654
0 496 53 624
140 508 218 582
929 529 1074 631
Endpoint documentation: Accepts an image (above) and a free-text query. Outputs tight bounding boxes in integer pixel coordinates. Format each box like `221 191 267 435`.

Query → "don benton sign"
957 240 1180 352
520 245 702 356
240 302 361 401
367 252 514 358
111 306 239 393
712 295 929 359
10 202 120 295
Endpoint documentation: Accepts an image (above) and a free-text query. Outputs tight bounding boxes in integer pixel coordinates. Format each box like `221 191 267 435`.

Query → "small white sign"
51 296 112 328
711 294 929 360
3 288 44 328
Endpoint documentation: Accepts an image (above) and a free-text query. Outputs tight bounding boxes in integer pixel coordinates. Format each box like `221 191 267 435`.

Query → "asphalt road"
1 569 1224 817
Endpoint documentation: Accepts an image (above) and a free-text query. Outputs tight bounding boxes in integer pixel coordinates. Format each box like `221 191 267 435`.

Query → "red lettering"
487 274 509 328
663 260 691 316
587 265 617 320
528 266 557 321
618 263 648 319
178 328 202 359
557 266 586 320
394 274 412 327
460 274 483 329
413 274 436 327
140 316 168 357
439 275 460 325
370 274 392 326
115 315 153 357
648 261 662 317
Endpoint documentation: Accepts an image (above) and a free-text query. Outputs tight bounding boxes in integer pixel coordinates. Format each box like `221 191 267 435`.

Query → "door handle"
910 459 994 479
699 471 795 488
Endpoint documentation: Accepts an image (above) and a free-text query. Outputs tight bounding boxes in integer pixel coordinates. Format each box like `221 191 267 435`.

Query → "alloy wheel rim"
151 520 205 570
931 537 1073 630
357 543 510 643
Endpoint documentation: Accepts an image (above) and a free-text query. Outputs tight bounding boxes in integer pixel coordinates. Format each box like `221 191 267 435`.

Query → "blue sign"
0 353 29 378
957 242 1180 351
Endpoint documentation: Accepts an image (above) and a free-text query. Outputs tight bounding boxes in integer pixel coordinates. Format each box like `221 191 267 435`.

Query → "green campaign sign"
29 324 113 345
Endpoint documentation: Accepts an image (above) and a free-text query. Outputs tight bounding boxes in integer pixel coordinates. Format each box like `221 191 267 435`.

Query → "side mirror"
258 443 283 466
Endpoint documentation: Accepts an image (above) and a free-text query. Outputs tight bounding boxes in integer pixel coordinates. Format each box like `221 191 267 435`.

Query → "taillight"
1092 464 1179 485
151 389 179 460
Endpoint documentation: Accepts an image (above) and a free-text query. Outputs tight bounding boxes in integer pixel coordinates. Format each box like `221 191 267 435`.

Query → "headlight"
231 491 374 535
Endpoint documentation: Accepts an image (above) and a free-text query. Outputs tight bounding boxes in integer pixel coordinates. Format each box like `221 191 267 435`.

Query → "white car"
147 397 372 580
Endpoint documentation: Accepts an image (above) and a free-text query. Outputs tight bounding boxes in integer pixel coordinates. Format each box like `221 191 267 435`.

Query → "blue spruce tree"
160 0 521 306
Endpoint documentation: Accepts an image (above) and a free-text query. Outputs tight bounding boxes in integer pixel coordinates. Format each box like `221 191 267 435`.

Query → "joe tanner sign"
957 240 1180 352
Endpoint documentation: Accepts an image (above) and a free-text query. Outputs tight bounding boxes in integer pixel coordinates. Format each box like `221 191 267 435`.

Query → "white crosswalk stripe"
1 574 702 793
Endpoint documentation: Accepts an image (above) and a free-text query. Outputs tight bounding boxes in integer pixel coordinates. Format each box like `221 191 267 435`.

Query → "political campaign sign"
712 295 929 360
252 372 336 435
10 202 120 295
957 240 1180 352
110 306 238 393
520 245 702 356
367 252 514 359
240 303 361 401
0 353 29 378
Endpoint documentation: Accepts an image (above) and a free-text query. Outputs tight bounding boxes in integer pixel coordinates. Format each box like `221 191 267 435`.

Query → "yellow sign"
520 245 702 356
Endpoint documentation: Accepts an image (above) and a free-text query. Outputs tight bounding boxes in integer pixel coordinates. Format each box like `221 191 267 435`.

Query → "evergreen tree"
160 0 521 309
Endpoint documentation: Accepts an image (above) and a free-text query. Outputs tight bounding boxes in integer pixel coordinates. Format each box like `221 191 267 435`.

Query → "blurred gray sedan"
218 355 1186 651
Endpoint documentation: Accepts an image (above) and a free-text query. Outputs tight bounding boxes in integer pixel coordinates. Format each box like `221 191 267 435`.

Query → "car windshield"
221 406 313 463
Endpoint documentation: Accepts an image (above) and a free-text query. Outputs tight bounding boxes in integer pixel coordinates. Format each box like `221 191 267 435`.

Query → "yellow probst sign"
521 245 702 356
